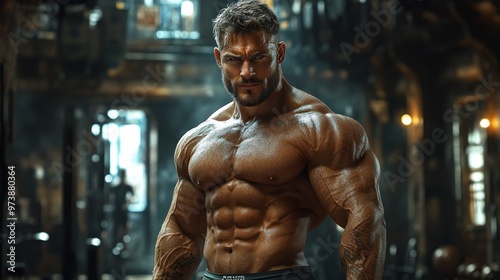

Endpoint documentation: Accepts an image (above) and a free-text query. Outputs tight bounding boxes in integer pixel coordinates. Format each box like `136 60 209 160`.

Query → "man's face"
214 32 285 107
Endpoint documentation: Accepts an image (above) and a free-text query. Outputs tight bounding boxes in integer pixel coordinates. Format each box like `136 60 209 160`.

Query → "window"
101 109 148 212
455 99 488 227
465 127 486 226
127 0 200 42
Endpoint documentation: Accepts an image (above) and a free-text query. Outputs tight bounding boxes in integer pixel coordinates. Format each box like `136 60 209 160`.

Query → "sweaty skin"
153 32 386 280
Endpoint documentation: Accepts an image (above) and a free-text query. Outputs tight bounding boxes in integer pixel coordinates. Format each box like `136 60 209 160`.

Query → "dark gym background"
1 0 500 279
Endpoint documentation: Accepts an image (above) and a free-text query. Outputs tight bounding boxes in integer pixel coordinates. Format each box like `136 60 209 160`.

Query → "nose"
240 61 255 79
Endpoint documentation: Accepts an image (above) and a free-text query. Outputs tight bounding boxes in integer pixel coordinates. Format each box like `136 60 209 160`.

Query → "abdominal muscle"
203 178 314 274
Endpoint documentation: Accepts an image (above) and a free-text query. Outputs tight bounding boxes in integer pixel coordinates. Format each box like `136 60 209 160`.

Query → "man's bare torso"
184 90 333 273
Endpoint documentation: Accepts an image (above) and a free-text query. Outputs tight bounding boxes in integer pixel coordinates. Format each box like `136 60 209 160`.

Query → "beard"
222 67 281 107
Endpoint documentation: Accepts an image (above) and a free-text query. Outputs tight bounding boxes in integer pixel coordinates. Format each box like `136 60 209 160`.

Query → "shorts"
202 266 317 280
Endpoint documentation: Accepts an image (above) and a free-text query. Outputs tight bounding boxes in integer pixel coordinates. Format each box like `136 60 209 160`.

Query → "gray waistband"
202 266 315 280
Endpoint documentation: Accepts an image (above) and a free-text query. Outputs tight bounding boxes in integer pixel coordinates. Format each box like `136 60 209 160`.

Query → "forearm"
153 230 203 280
339 213 386 280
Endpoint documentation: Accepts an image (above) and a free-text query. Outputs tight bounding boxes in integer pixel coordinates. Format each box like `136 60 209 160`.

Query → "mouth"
237 83 259 89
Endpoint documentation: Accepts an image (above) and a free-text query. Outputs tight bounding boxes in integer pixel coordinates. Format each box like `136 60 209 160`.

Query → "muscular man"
153 1 386 279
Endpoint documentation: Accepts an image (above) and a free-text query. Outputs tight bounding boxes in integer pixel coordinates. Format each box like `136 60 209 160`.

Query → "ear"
277 41 286 64
214 47 222 68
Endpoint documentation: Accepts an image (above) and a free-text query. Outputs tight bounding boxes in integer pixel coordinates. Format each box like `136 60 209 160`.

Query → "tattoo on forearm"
159 253 198 280
341 229 371 277
342 245 362 275
353 229 369 259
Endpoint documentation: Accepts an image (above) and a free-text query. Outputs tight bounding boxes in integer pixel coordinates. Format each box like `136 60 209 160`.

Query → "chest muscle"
188 123 306 189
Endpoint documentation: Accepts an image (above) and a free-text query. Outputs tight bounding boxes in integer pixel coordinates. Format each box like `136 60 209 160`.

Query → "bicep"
306 114 383 226
309 150 382 228
161 129 208 237
160 178 207 238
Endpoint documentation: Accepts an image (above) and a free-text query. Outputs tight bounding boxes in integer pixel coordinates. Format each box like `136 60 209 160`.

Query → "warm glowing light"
401 114 413 126
116 1 125 9
479 118 490 128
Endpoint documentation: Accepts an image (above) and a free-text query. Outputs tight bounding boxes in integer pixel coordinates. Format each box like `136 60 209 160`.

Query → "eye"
252 55 265 60
226 56 241 62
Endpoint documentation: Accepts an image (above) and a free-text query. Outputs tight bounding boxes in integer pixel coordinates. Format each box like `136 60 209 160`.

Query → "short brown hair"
212 0 279 49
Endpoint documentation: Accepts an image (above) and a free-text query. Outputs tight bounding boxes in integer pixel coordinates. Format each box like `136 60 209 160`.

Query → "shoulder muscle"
174 121 215 178
302 113 370 168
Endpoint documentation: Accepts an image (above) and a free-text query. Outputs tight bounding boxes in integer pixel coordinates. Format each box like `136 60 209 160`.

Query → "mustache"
237 77 260 84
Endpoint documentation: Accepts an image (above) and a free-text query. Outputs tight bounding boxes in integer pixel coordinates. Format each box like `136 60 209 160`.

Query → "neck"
232 78 290 124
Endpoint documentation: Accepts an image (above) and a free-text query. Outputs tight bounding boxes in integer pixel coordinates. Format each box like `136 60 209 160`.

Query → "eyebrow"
222 51 268 58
